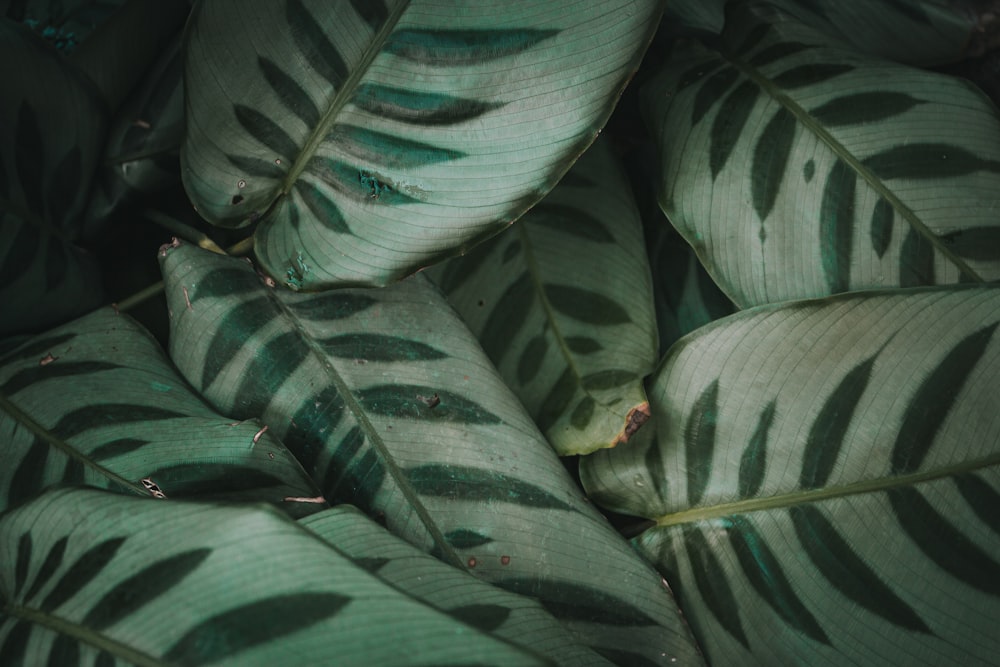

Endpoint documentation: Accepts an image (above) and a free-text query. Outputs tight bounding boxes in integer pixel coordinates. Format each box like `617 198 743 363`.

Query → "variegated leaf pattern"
301 505 614 667
643 0 1000 308
0 20 106 335
0 488 544 666
0 307 323 515
428 139 658 455
182 0 662 289
580 285 1000 665
160 242 703 666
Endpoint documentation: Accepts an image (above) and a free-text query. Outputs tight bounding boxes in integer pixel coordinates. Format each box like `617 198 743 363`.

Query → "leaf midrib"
654 450 1000 527
263 284 464 570
281 1 411 195
725 50 984 282
0 393 147 497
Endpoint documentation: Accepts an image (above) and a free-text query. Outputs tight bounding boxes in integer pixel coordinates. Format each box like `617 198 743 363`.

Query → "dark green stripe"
232 331 311 417
819 158 855 294
955 474 1000 538
306 158 422 206
24 537 67 603
52 405 186 439
61 457 84 485
189 267 260 302
327 124 465 168
726 515 829 644
739 400 775 498
685 525 748 647
90 438 151 461
40 538 127 612
320 333 446 362
406 464 574 511
444 529 493 548
227 154 287 179
433 241 492 293
47 634 78 666
791 504 929 632
892 322 998 474
544 284 630 325
528 203 615 243
809 92 923 127
0 621 29 666
234 104 299 160
685 380 719 506
83 549 212 630
384 28 559 65
535 368 575 433
940 227 1000 261
692 67 740 127
289 387 345 474
581 369 637 390
15 102 44 216
481 272 535 365
890 486 1000 595
295 180 349 234
870 197 894 258
565 336 602 354
352 557 390 573
358 385 501 424
645 437 668 501
14 534 31 598
47 147 82 226
499 578 657 626
291 292 375 321
863 143 1000 180
0 333 75 365
570 396 595 429
751 107 795 221
801 354 878 489
147 465 292 496
517 334 548 384
772 64 853 89
202 296 273 389
258 56 320 128
320 425 363 498
747 41 813 67
287 0 348 87
803 159 815 182
676 59 723 95
163 593 351 665
710 81 759 179
449 604 510 632
898 227 934 287
353 83 502 125
592 648 662 667
9 440 48 508
350 0 387 29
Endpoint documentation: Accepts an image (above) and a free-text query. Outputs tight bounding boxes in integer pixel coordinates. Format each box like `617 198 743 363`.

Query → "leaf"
643 1 1000 308
428 138 658 455
581 285 1000 664
182 0 663 288
0 306 322 515
159 241 703 665
0 488 546 666
301 505 615 666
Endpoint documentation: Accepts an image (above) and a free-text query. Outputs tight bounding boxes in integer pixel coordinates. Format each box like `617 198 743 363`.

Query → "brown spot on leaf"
614 402 651 446
467 557 477 568
39 354 56 366
158 237 181 257
500 555 510 566
282 495 326 504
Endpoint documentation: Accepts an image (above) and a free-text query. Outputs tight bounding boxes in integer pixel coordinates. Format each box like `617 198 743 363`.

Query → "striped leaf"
642 1 1000 308
581 285 1000 664
0 488 543 666
0 20 106 335
182 0 662 289
428 138 658 455
159 241 703 665
0 307 322 515
301 505 614 666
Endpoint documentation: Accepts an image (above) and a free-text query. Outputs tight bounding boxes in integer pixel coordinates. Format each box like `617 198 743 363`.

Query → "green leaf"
581 285 1000 664
159 242 702 664
643 1 1000 308
0 307 322 515
428 138 658 455
0 488 546 666
182 0 663 288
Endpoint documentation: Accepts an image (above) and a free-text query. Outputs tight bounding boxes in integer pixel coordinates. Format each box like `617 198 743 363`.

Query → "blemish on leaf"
158 237 181 257
359 170 391 199
286 253 310 290
614 402 651 446
140 477 166 499
252 425 269 446
39 354 56 366
182 286 193 311
467 557 477 568
231 194 244 205
132 119 151 129
237 179 247 189
500 555 510 566
417 393 441 409
283 495 326 504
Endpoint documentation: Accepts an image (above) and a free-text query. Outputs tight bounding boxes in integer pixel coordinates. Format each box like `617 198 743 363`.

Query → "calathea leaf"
581 285 1000 665
0 306 322 515
301 505 614 667
643 0 1000 308
159 241 704 666
0 487 546 666
428 138 658 455
182 0 663 289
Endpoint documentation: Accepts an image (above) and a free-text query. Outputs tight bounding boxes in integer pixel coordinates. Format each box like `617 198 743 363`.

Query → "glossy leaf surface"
643 1 1000 308
581 285 1000 665
160 241 702 666
0 488 544 666
429 139 658 455
182 0 661 288
0 306 322 515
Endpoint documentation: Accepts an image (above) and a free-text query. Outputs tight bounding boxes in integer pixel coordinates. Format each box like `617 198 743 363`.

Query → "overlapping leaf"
0 488 545 666
581 285 1000 664
0 20 107 335
301 505 613 666
160 242 703 666
182 0 662 288
428 139 658 455
0 306 322 515
643 1 1000 308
